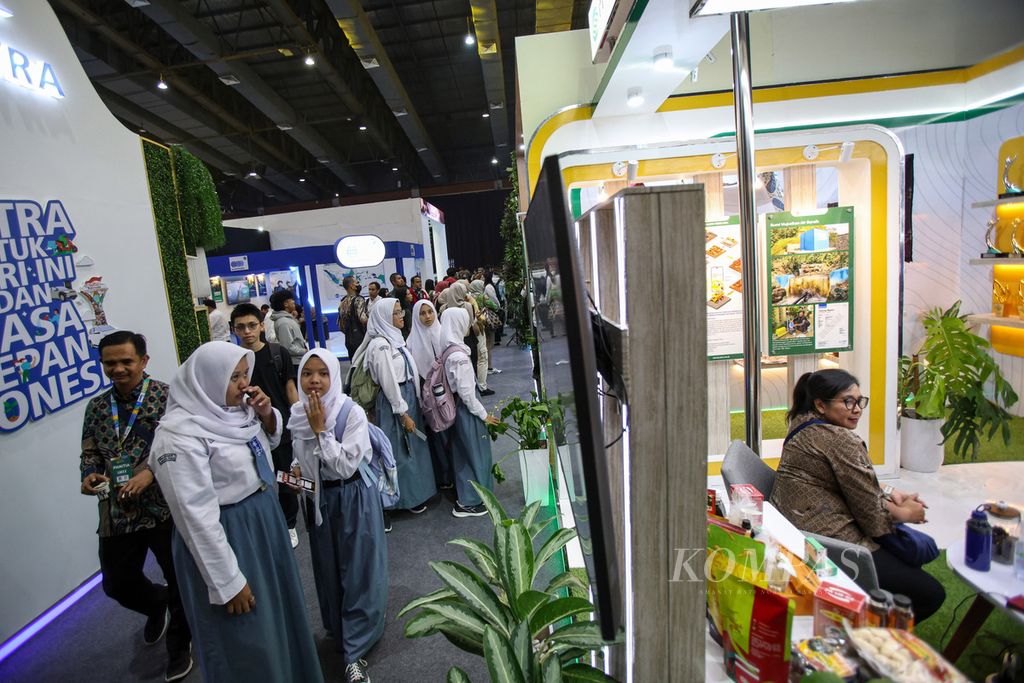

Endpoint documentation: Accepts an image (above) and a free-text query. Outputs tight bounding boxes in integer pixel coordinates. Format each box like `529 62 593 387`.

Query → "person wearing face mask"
351 299 437 525
437 308 500 517
287 349 386 683
151 342 323 683
338 276 369 361
406 299 452 490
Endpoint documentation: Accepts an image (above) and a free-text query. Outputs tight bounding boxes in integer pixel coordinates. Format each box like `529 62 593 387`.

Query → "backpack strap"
268 343 288 383
332 397 377 489
783 418 828 447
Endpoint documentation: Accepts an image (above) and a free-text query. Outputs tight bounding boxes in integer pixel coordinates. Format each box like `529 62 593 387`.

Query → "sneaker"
345 658 370 683
289 528 299 549
165 644 193 682
452 502 488 518
409 503 428 514
488 368 502 375
144 606 170 645
383 512 393 533
480 388 495 397
439 482 454 491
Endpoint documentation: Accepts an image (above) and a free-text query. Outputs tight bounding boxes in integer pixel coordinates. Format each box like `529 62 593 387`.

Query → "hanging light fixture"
464 17 475 45
491 157 499 165
304 52 316 66
156 74 168 90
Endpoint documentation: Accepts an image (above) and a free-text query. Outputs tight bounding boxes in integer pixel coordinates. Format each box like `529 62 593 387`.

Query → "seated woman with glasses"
770 369 945 621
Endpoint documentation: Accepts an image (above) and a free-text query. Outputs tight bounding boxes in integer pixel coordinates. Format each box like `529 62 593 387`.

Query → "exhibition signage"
587 0 616 59
0 199 108 432
228 255 249 272
334 234 385 269
0 40 65 99
705 215 744 361
766 207 854 356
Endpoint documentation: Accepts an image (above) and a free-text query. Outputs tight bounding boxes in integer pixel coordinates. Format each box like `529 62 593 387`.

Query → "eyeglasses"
394 309 405 318
233 322 261 332
826 396 869 410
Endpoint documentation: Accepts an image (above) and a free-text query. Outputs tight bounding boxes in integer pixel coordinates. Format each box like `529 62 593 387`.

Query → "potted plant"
486 394 561 506
899 301 1018 472
400 482 618 682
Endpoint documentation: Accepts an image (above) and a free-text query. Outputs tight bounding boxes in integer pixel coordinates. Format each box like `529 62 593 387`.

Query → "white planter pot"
900 416 945 473
518 448 552 506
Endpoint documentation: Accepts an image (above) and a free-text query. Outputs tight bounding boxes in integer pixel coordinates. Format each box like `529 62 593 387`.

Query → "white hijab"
288 348 345 440
351 297 411 369
158 341 262 445
439 307 472 355
406 300 442 379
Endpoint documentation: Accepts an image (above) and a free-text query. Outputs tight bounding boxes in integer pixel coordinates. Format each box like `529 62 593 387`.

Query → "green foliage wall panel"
173 146 225 253
143 140 202 363
500 154 531 345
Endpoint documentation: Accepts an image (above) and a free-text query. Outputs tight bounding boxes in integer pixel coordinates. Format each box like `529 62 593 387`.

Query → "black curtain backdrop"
426 189 509 272
206 226 271 256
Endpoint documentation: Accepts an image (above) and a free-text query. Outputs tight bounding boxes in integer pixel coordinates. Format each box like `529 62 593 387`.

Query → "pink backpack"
420 345 462 432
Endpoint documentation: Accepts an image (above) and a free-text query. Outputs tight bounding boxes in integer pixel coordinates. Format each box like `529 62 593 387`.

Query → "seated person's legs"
871 546 946 622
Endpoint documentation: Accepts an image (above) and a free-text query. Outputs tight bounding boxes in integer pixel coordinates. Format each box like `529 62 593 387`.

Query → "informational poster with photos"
705 215 744 361
766 207 854 356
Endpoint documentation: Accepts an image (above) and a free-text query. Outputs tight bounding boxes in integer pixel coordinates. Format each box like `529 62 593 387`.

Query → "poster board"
766 207 854 356
704 215 744 360
224 276 251 305
316 260 395 311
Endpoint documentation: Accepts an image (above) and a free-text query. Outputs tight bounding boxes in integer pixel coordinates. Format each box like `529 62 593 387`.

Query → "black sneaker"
409 503 428 514
383 512 392 533
345 658 370 683
165 644 193 682
439 482 454 490
452 502 488 518
480 388 495 397
144 606 170 645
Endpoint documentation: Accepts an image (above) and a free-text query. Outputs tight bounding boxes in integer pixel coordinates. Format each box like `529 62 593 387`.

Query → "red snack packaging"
729 483 764 527
813 581 865 638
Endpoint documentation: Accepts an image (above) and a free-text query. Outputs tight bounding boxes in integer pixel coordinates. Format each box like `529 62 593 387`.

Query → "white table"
942 539 1024 661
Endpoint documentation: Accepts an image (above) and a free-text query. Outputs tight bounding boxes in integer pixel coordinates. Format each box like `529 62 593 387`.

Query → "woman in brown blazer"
770 369 945 621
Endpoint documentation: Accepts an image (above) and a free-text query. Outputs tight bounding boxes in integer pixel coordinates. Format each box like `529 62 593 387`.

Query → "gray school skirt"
376 381 437 509
447 395 494 507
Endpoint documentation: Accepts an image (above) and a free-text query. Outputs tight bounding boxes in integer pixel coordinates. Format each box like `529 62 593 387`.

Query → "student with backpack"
231 303 301 548
287 349 387 683
351 298 437 526
406 300 452 490
437 308 500 517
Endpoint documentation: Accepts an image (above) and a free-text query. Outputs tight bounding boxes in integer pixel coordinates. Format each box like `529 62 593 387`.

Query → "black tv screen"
523 155 621 640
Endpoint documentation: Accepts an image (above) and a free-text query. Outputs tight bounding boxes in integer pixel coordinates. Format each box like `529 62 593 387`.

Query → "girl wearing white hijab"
406 299 453 489
438 308 500 517
288 349 386 683
151 342 323 683
468 279 491 392
352 298 436 517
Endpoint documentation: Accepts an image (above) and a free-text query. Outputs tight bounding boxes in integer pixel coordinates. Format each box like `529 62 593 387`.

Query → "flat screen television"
224 277 251 305
523 155 622 640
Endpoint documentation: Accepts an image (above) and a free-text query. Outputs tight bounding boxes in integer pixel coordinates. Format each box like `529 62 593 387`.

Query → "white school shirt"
151 409 282 605
290 404 371 526
444 349 488 420
208 309 230 342
366 339 416 415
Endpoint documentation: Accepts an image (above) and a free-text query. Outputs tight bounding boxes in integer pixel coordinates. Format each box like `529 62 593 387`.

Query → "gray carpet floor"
0 343 537 683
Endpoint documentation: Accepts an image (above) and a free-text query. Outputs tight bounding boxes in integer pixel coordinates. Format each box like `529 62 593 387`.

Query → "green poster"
209 277 224 303
766 207 854 356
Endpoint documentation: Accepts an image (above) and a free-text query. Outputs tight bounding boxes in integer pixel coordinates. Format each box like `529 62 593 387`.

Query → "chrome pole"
730 12 762 453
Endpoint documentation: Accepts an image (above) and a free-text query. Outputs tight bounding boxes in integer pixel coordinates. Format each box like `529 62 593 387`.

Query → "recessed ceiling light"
334 192 340 197
392 167 398 172
626 87 644 108
358 125 367 131
653 50 673 71
299 177 307 182
247 169 259 178
304 53 315 66
491 157 498 165
482 112 490 118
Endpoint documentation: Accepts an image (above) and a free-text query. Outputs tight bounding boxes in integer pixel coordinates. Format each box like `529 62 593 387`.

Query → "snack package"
813 582 865 638
793 637 857 680
708 489 718 515
730 483 765 528
847 628 968 683
805 536 827 571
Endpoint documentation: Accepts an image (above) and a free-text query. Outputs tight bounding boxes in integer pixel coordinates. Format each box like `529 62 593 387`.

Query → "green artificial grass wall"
917 550 1024 682
143 140 202 363
173 146 225 254
730 408 790 442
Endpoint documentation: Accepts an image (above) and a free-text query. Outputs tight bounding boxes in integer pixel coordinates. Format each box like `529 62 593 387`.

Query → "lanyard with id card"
110 378 150 487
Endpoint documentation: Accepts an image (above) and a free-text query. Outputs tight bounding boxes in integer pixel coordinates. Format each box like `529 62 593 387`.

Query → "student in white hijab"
438 308 500 517
352 298 436 522
406 299 453 490
287 349 386 683
151 342 323 683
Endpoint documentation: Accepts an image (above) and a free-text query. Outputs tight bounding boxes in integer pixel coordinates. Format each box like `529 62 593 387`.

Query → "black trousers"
272 438 299 529
98 522 191 655
871 546 946 622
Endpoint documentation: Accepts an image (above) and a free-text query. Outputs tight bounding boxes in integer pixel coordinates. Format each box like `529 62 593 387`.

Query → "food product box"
804 536 827 570
707 489 717 515
813 581 865 638
729 483 764 528
848 628 968 682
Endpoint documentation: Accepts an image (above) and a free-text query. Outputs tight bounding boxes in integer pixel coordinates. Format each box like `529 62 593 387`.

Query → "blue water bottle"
965 506 992 572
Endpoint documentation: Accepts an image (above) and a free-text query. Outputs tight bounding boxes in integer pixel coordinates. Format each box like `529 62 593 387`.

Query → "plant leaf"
545 571 590 596
483 625 527 683
430 561 511 637
530 597 595 638
438 622 485 656
502 521 535 602
510 618 532 680
472 480 510 527
447 666 473 683
404 609 448 638
448 538 500 584
543 655 564 683
423 600 490 637
561 663 617 682
531 515 557 539
519 500 542 529
557 648 591 665
536 528 578 569
546 621 607 648
516 589 552 622
398 587 457 618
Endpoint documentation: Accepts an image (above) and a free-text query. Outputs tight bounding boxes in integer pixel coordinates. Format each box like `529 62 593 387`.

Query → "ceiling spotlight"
464 17 475 45
491 157 498 165
626 87 644 108
276 123 294 131
482 112 490 118
653 49 673 71
304 53 316 67
299 177 307 182
334 192 340 197
392 167 398 172
156 75 168 90
358 124 367 131
247 169 259 178
0 6 13 19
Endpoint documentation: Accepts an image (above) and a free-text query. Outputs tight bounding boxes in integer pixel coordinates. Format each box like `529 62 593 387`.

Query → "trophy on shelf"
983 218 1007 257
993 280 1010 317
1018 281 1024 321
1011 218 1024 256
1001 154 1022 198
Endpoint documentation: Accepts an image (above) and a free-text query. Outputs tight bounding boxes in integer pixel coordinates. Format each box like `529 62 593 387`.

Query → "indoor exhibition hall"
2 0 1024 682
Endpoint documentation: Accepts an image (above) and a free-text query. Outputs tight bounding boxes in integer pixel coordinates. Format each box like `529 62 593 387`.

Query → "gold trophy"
1002 154 1022 197
1011 218 1024 256
1018 280 1024 320
993 280 1010 317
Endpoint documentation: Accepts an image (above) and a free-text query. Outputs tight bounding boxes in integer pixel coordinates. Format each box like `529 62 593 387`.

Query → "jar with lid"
866 589 892 627
892 594 915 632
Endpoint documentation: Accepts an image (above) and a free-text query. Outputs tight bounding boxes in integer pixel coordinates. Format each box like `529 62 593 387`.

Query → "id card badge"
111 455 133 487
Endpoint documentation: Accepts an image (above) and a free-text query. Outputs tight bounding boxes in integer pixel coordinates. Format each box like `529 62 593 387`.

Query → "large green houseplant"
400 482 618 682
899 301 1018 469
486 395 564 505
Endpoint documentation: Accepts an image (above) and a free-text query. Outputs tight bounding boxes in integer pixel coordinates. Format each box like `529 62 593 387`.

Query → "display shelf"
968 257 1024 265
971 196 1024 209
967 313 1024 329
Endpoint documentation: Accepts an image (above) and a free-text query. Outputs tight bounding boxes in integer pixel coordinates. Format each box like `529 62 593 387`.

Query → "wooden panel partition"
574 186 707 681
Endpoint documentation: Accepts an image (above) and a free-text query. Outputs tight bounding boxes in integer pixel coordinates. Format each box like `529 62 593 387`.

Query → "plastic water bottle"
1014 519 1024 581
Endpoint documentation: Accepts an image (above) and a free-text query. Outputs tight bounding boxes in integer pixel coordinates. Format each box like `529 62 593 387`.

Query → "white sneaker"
289 528 299 549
